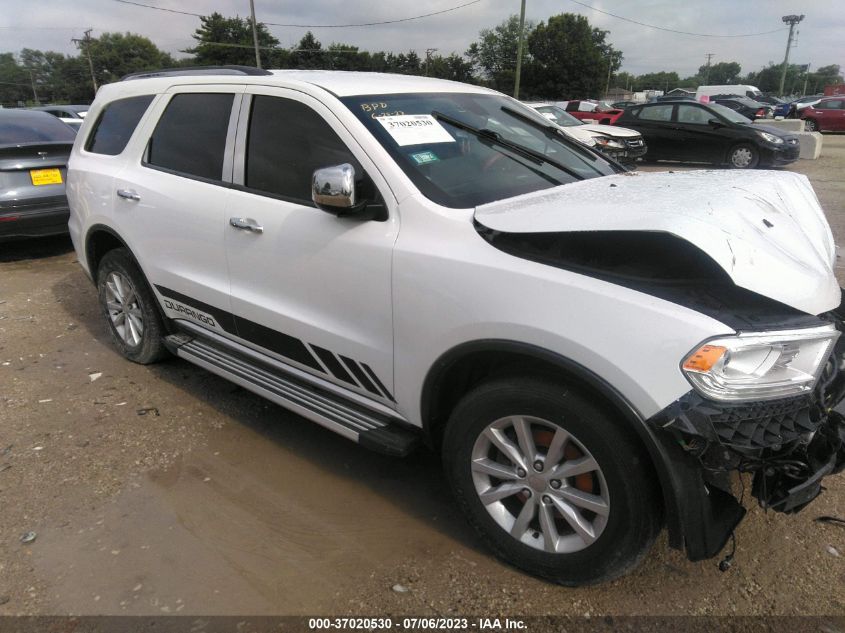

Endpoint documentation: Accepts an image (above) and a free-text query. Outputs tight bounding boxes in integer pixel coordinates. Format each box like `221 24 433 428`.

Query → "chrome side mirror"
312 163 358 213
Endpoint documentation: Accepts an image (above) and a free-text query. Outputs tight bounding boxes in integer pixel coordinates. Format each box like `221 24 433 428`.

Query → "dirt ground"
1 137 844 618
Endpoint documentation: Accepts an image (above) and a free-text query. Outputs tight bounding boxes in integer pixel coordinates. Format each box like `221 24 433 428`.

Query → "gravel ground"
0 136 843 618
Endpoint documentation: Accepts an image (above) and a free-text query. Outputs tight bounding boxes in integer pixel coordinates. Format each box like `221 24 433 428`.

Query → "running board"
164 334 420 457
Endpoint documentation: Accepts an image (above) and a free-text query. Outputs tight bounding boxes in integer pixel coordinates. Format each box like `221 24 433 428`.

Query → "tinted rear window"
0 113 76 144
85 95 154 155
146 93 233 181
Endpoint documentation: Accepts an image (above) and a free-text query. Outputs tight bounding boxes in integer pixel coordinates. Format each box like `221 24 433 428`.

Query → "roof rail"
120 65 273 81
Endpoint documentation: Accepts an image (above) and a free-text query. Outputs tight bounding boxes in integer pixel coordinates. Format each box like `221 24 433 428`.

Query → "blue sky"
1 0 842 78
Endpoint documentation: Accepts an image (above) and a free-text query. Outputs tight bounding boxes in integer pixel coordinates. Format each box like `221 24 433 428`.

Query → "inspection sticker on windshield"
377 115 455 146
410 151 440 165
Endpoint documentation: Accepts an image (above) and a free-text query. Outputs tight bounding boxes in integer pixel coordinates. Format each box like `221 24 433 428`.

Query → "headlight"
681 325 839 402
758 131 784 144
591 136 625 149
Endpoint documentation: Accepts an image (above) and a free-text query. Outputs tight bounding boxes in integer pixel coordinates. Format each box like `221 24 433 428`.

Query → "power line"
111 0 201 17
110 0 482 28
264 1 481 27
563 0 788 38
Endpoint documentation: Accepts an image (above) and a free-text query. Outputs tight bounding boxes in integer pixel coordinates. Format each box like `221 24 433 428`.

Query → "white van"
695 84 763 100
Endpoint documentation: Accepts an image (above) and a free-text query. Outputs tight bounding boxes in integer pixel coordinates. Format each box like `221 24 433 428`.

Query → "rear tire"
97 248 168 364
442 377 662 585
728 143 759 169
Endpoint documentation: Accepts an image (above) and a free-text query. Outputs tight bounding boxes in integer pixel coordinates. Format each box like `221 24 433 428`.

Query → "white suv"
67 67 845 585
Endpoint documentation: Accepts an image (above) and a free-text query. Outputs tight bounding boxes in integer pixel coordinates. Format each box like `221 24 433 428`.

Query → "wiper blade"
500 105 625 173
431 110 584 181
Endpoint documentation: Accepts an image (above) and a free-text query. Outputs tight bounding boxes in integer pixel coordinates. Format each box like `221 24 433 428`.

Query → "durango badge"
162 298 218 328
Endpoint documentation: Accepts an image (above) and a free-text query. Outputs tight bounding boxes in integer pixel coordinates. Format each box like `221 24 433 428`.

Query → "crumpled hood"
578 122 640 138
475 170 839 315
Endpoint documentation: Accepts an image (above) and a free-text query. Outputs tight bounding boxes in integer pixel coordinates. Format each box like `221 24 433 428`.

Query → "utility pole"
425 48 438 76
249 0 262 69
72 29 98 95
513 0 527 99
778 14 804 96
28 70 40 105
605 61 612 100
703 53 714 84
802 62 811 96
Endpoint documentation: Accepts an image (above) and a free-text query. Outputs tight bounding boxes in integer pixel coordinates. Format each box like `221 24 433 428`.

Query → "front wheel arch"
420 340 681 543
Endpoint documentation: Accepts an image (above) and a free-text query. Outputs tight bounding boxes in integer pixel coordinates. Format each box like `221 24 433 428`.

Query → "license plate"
30 168 62 186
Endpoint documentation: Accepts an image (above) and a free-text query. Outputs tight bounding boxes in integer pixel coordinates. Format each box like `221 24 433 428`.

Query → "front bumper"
761 140 801 166
649 320 845 561
597 138 647 163
0 195 70 241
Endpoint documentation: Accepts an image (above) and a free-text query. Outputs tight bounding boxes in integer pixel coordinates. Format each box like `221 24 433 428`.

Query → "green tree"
466 15 533 92
744 62 800 94
0 52 30 106
185 12 278 67
635 71 680 91
612 71 636 91
89 32 175 84
699 61 741 84
424 53 474 82
526 13 622 99
290 32 324 69
806 64 844 94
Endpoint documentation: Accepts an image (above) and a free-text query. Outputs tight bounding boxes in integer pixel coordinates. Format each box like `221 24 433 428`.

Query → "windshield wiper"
500 105 624 173
431 110 585 181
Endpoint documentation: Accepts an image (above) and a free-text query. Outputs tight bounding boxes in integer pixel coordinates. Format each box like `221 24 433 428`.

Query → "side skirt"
164 327 420 457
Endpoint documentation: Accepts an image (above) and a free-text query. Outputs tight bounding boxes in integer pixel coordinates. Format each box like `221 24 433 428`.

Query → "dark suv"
615 100 800 168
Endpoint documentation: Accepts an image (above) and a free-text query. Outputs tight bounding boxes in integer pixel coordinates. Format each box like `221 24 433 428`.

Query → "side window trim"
140 89 243 186
232 94 252 186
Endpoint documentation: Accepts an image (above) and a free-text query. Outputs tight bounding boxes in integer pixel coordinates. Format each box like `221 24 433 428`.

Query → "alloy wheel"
104 271 144 347
470 415 610 553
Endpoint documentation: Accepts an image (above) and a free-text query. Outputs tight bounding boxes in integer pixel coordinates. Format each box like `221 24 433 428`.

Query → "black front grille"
707 396 818 448
652 392 822 450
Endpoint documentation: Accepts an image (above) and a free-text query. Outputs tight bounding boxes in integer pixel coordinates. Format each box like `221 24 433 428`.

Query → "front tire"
97 248 168 364
442 377 661 585
728 143 759 169
804 118 818 132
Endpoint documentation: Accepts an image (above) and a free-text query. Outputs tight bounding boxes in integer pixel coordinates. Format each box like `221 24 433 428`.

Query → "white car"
29 105 88 132
524 102 646 164
67 68 845 585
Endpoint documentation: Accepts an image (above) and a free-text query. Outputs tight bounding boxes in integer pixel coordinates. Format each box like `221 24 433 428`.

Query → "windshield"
341 92 617 208
708 103 752 124
531 105 583 128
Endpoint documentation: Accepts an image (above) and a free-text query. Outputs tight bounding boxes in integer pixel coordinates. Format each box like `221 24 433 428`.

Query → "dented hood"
475 170 840 315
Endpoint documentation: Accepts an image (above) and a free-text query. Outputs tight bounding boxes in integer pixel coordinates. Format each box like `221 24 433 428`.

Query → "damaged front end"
650 317 845 560
472 168 845 562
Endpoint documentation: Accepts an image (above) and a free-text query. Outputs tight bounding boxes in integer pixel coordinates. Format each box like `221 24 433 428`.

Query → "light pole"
249 0 262 69
513 0 527 99
778 14 804 96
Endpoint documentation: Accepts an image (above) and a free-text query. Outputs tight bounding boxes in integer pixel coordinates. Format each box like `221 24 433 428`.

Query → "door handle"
116 189 141 201
229 217 264 233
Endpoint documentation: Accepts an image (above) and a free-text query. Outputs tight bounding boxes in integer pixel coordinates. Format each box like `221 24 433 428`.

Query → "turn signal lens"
683 345 727 372
681 326 839 402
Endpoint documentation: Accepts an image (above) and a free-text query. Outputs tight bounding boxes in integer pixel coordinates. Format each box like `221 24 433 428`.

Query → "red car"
801 97 845 132
558 100 624 125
